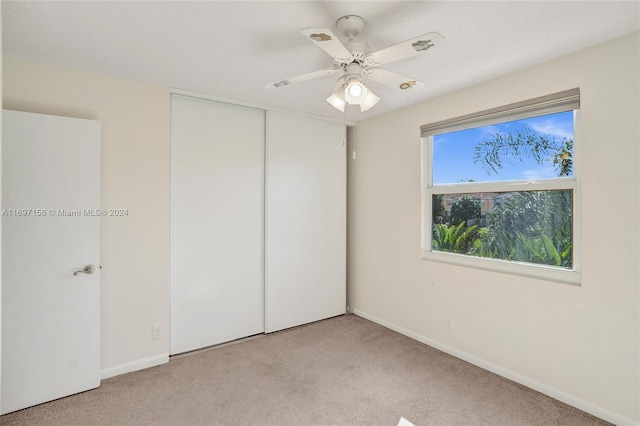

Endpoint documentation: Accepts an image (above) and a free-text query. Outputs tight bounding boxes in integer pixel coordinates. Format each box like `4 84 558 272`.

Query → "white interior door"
265 111 346 333
1 110 101 414
170 95 265 354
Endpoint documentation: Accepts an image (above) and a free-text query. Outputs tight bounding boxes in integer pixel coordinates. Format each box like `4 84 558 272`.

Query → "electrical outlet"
152 325 162 340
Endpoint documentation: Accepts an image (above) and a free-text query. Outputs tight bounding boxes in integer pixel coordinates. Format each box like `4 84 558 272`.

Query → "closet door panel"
265 111 346 332
170 95 265 354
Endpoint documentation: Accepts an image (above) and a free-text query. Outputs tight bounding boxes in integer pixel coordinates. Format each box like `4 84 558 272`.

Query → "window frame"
421 89 581 285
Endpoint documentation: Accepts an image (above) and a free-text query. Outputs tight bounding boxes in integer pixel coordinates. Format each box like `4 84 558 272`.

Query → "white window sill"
422 250 581 286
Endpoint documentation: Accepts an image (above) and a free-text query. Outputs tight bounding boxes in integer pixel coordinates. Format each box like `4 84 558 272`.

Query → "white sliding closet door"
170 95 265 354
265 111 346 333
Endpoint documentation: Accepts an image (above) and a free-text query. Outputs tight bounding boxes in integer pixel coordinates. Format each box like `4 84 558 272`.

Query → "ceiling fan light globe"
345 75 367 103
327 93 346 112
345 83 369 105
360 89 380 112
327 81 346 112
348 82 363 97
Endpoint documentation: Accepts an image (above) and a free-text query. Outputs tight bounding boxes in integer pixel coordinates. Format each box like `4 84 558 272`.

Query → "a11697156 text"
1 208 129 217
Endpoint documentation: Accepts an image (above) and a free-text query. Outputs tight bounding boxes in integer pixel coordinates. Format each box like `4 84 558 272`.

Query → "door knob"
74 265 96 276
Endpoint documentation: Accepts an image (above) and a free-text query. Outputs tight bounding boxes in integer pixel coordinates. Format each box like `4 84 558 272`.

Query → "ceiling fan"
265 15 443 112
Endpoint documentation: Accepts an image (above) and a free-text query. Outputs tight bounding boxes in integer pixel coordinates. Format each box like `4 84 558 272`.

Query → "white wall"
2 56 170 376
348 32 639 424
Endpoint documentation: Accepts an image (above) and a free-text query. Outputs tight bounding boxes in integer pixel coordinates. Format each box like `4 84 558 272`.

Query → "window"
421 89 580 284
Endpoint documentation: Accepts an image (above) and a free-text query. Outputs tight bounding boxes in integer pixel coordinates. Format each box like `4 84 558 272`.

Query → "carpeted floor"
0 314 610 425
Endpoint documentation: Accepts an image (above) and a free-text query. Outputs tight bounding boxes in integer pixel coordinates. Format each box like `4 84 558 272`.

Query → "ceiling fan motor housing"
345 62 363 79
346 40 367 61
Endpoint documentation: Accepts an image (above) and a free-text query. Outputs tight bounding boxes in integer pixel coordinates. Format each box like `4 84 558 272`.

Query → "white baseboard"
352 309 638 426
101 353 169 380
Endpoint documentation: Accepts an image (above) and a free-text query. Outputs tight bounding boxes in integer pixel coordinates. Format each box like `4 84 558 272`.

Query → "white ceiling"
3 1 639 122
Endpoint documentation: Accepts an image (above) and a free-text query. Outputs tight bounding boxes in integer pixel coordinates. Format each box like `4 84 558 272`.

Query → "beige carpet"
1 314 609 425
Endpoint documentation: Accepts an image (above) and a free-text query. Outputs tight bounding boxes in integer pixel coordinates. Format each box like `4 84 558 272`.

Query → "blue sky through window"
432 111 574 185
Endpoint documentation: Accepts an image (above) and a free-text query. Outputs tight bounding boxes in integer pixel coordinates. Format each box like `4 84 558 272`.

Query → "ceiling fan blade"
365 32 444 67
265 67 341 89
365 68 425 91
301 27 352 61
